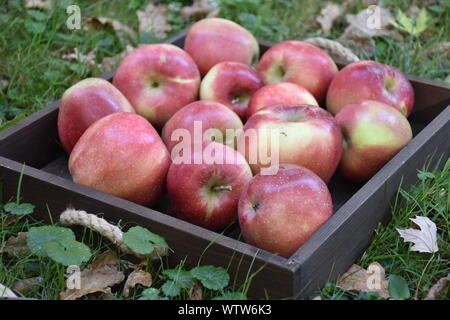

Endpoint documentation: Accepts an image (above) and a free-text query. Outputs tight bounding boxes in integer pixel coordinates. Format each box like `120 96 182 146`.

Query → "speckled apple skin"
162 101 243 153
257 41 338 104
246 82 318 119
200 61 263 120
240 104 342 183
335 100 413 182
238 164 333 258
57 78 135 153
184 18 259 76
167 142 253 231
69 113 171 206
113 44 200 128
326 61 415 117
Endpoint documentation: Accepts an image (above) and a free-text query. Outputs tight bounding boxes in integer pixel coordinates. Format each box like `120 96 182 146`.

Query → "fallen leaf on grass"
180 0 220 20
188 283 203 300
12 277 43 295
60 250 125 300
316 3 342 35
396 216 438 253
423 277 449 300
340 6 396 57
86 17 136 45
1 232 31 258
337 262 389 298
99 45 135 73
24 0 51 10
0 284 17 298
137 3 172 39
122 269 152 297
62 48 96 68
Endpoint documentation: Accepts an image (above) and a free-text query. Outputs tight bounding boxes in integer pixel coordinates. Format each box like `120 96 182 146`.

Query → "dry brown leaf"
188 283 203 300
337 262 390 298
1 232 31 258
24 0 51 10
316 3 342 35
62 48 96 68
137 3 172 39
60 250 125 300
342 6 395 39
12 277 43 295
180 0 220 20
312 295 321 300
0 284 17 298
99 45 135 74
86 17 136 44
423 277 449 300
122 269 153 297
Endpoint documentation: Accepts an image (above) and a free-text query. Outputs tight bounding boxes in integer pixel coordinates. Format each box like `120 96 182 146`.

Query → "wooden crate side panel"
292 105 450 299
0 157 293 299
0 102 61 168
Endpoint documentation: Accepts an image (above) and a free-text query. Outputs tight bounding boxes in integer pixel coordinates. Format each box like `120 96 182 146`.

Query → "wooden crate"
1 30 449 299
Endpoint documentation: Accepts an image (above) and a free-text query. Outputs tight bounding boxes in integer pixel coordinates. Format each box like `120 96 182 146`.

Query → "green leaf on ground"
4 202 35 215
388 275 411 300
123 226 168 255
27 226 75 257
191 266 230 291
161 280 181 297
139 288 168 300
164 268 195 289
43 239 91 266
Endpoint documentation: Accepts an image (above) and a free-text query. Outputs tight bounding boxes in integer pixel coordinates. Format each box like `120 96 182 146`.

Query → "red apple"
69 113 171 206
57 78 135 153
167 141 253 231
162 101 243 154
239 104 342 182
335 100 413 182
238 164 333 258
113 44 201 128
326 60 415 117
184 17 259 76
200 61 264 120
257 41 338 103
246 82 318 119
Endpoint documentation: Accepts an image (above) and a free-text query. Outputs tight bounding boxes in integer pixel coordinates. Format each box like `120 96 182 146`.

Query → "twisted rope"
304 37 360 62
59 208 168 259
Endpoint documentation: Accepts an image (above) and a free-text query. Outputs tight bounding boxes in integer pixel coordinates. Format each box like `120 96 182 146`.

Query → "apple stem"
212 185 233 192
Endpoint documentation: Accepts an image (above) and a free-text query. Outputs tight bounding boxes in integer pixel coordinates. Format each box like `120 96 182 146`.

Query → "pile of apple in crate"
60 18 414 258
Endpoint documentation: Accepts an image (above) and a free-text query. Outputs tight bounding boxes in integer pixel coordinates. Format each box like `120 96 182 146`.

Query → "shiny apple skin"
69 113 171 206
238 164 333 258
246 82 318 119
239 104 342 183
184 17 259 76
335 100 413 182
326 60 415 117
57 78 135 153
167 141 253 231
162 100 244 153
113 44 201 128
200 61 263 120
257 41 338 104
